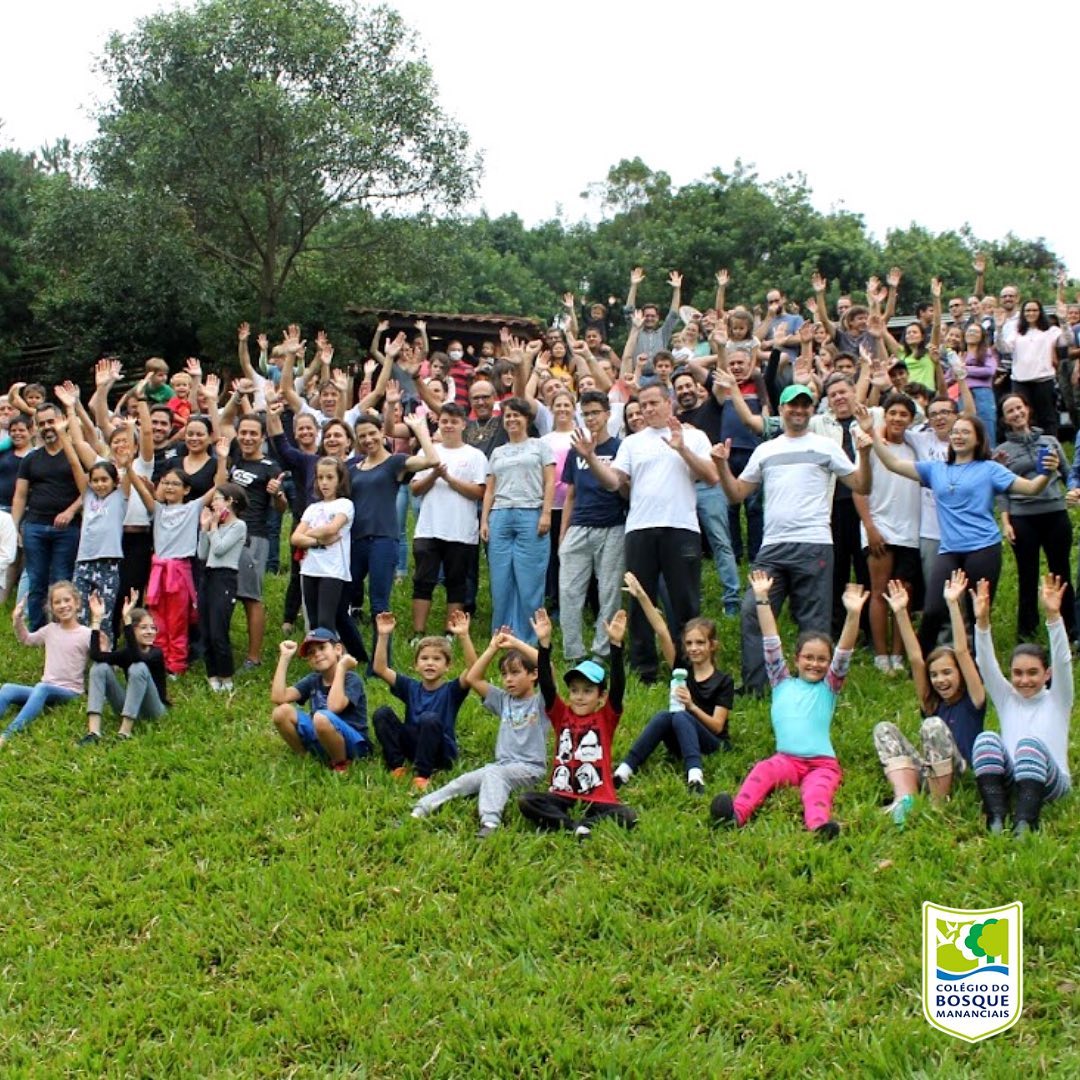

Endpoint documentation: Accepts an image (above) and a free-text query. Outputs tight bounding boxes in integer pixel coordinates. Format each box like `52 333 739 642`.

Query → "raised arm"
929 278 943 350
871 426 920 482
622 571 675 666
812 273 835 337
710 439 757 504
882 580 930 708
570 427 628 495
943 569 985 709
371 611 397 687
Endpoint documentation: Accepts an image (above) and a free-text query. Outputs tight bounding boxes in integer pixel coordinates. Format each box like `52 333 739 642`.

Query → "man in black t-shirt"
228 415 287 667
11 404 82 629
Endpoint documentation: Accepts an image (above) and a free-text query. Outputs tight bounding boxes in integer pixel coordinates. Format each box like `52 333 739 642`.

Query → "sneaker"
410 806 428 820
408 635 422 651
574 824 592 842
390 766 409 779
330 760 350 773
220 679 234 693
687 779 706 796
167 673 180 682
208 676 222 692
612 762 633 789
411 776 431 793
873 655 892 674
241 659 262 671
476 823 498 840
77 732 101 746
889 655 906 672
890 794 915 827
710 792 736 826
115 731 132 742
815 820 841 841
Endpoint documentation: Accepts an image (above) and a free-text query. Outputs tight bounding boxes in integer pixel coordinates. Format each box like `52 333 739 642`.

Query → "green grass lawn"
1 535 1078 1077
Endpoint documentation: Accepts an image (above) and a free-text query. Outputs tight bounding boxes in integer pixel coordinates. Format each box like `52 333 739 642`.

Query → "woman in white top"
540 388 577 609
1011 300 1062 436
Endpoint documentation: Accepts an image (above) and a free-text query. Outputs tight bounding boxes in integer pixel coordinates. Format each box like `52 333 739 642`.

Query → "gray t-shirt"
484 686 550 769
153 500 203 559
77 489 127 562
488 438 555 509
197 518 248 569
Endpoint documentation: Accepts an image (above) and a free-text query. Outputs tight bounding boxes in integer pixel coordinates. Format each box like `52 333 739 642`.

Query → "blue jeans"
0 682 79 737
87 662 167 723
338 534 396 662
22 522 80 630
395 485 413 576
971 386 997 448
623 709 726 773
695 481 741 612
487 507 548 644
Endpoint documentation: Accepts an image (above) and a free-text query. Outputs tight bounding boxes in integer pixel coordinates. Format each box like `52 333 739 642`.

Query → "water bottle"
669 668 688 712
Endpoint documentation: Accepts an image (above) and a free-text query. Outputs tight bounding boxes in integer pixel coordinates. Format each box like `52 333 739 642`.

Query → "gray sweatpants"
558 524 625 660
413 761 545 826
87 662 167 723
741 542 833 694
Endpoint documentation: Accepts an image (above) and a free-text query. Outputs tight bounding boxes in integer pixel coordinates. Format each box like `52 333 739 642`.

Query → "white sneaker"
873 655 892 674
208 677 222 692
889 655 905 672
220 679 234 693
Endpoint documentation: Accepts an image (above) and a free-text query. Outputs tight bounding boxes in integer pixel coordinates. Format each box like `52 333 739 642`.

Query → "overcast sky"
5 0 1078 283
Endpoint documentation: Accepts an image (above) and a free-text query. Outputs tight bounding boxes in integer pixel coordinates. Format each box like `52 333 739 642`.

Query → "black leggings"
284 545 303 624
1010 511 1075 640
200 567 238 678
919 543 1002 655
302 575 344 632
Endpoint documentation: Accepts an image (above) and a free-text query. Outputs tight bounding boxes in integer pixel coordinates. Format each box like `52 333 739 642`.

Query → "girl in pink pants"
712 570 868 840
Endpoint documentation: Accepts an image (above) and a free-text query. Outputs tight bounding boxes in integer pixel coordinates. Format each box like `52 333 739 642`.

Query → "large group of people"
0 258 1077 840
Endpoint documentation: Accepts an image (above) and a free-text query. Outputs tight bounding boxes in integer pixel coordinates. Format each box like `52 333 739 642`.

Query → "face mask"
448 349 463 361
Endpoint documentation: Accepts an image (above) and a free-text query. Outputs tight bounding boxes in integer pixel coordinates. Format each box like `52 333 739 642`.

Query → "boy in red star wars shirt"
518 607 637 838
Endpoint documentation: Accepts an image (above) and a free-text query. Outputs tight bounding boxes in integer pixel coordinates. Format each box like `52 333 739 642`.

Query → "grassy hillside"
0 545 1077 1077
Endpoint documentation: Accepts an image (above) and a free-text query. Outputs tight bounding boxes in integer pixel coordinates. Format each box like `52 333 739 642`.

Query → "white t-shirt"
122 453 155 527
612 424 712 534
741 432 856 546
413 444 488 544
1011 325 1061 382
299 497 354 580
861 441 920 548
906 427 949 541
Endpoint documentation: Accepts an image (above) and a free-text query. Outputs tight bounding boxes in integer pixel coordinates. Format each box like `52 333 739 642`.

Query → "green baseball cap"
778 384 815 405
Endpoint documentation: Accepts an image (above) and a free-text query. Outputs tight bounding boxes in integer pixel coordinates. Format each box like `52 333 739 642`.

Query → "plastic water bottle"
669 668 688 712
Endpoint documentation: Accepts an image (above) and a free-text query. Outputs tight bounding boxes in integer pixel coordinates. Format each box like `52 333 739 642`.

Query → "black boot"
976 773 1008 834
1012 779 1046 837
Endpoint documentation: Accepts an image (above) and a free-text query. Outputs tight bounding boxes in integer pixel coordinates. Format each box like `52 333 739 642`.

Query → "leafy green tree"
0 147 43 357
92 0 479 322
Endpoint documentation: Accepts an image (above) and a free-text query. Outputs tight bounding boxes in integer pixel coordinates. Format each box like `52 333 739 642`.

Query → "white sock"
890 655 905 669
873 655 892 672
614 762 633 783
687 767 704 785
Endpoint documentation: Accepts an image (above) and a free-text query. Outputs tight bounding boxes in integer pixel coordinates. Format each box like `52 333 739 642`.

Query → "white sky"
4 0 1078 281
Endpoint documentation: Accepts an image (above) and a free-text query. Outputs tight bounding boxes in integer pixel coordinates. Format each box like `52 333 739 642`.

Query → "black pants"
624 527 701 681
831 496 869 640
284 546 303 624
1011 511 1075 640
919 543 1002 657
116 530 153 638
334 584 369 665
371 705 453 779
302 575 343 632
518 792 638 831
545 508 563 608
200 567 238 678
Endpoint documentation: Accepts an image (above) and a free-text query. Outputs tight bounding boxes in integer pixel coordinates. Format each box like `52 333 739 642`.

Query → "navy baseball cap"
300 628 340 656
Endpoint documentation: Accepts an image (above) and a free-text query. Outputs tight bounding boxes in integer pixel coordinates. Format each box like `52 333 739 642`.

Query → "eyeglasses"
927 410 956 419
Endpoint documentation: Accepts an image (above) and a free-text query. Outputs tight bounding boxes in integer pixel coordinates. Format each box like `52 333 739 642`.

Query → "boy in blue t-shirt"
270 627 369 772
370 610 477 792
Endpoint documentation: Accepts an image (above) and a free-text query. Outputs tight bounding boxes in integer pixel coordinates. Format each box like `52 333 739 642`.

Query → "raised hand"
88 590 106 622
340 654 358 672
384 332 406 359
710 438 732 466
204 373 221 400
257 333 269 353
569 426 595 457
798 321 815 344
886 266 902 289
668 270 683 289
883 579 909 613
970 578 992 626
930 277 942 298
622 570 645 600
943 568 968 605
385 379 402 405
973 253 986 275
279 639 298 658
1041 573 1066 618
665 416 685 451
530 607 553 645
852 427 873 452
842 583 870 613
866 312 884 338
121 588 139 620
238 322 250 341
446 609 471 637
562 291 575 309
200 506 215 531
631 309 645 329
853 402 873 433
216 436 232 459
749 569 773 601
603 608 627 647
811 271 827 294
53 382 78 408
95 360 117 388
630 266 646 286
330 368 348 393
185 357 202 378
715 268 730 288
375 611 396 636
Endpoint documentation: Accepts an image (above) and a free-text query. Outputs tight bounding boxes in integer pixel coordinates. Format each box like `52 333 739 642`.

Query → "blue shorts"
293 708 370 762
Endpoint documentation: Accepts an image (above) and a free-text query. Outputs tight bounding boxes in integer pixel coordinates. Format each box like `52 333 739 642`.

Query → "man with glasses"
947 296 971 331
463 380 508 458
994 285 1021 392
558 392 627 662
758 288 804 372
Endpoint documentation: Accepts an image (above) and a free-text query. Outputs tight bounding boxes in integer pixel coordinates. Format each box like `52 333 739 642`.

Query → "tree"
92 0 480 321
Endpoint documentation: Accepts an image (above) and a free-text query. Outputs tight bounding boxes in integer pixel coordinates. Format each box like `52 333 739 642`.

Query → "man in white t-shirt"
713 384 873 693
408 402 488 641
581 379 717 682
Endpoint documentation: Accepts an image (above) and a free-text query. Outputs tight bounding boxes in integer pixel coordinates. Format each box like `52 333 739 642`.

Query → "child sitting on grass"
971 574 1072 836
614 571 734 794
711 571 868 840
518 607 636 839
412 621 549 839
872 571 985 825
271 628 369 773
0 582 92 749
82 588 169 744
370 610 476 793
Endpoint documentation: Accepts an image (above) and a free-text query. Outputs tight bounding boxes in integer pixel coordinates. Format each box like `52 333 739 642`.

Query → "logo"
922 901 1023 1042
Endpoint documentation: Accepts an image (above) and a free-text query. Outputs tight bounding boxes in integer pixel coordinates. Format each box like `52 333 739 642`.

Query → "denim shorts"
293 707 370 762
